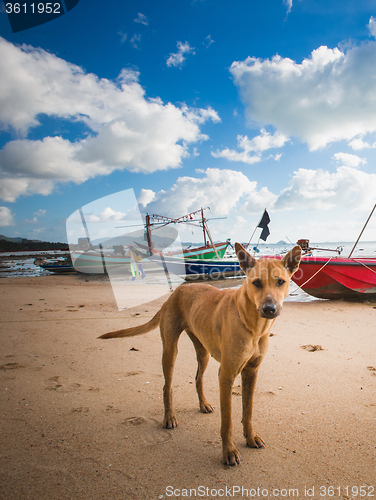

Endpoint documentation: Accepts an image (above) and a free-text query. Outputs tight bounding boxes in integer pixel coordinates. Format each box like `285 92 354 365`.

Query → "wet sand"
0 274 375 499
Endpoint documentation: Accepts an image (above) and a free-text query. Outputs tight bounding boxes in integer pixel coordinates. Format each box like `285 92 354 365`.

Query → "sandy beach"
0 274 375 499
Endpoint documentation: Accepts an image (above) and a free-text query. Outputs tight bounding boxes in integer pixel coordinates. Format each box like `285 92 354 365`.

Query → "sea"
1 242 375 303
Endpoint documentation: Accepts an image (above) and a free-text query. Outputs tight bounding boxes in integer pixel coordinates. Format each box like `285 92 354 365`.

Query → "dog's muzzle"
260 299 279 319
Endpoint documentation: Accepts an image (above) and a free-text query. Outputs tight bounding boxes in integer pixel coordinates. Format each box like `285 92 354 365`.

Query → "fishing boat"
34 255 75 274
54 207 231 275
153 254 243 281
291 255 376 300
68 239 231 275
69 243 232 276
179 239 231 259
136 239 231 260
69 249 130 274
292 204 376 300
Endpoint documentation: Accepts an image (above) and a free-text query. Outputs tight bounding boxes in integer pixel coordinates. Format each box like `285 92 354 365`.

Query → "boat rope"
289 257 333 296
351 258 376 275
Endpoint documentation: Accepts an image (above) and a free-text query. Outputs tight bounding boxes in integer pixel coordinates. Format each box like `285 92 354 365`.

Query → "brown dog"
99 243 301 465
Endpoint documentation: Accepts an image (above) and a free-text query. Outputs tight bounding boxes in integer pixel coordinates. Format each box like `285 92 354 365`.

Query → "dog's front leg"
219 369 239 465
241 359 265 449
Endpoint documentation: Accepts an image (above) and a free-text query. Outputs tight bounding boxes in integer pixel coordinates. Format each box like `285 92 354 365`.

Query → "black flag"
257 210 270 241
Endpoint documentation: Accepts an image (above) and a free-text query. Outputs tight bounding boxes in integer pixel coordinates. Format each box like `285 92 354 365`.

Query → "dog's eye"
252 279 263 289
276 279 286 287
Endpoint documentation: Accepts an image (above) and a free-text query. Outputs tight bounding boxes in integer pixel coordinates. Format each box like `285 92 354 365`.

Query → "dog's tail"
98 310 162 339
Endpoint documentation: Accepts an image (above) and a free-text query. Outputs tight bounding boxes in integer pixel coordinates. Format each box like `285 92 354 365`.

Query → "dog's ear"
235 243 256 273
281 245 302 275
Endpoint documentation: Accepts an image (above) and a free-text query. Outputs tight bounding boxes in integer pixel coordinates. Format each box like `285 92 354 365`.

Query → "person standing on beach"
127 245 146 280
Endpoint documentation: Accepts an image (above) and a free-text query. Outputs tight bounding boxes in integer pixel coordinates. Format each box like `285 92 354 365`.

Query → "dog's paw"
223 448 240 466
200 402 215 413
246 434 265 448
163 414 178 429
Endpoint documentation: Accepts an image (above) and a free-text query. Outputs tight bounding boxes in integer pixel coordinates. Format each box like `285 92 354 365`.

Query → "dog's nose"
262 302 277 318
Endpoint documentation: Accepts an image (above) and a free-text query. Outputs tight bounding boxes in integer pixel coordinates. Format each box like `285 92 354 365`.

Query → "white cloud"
212 144 261 165
130 167 376 243
268 153 282 161
348 136 376 150
134 13 148 26
140 165 376 220
242 186 278 213
33 209 46 217
0 177 57 203
284 0 292 15
275 166 376 211
0 136 102 180
142 168 276 216
181 105 220 125
99 207 128 221
204 35 214 48
243 129 289 152
333 152 366 168
212 129 288 164
138 189 156 207
0 38 219 201
118 31 127 43
235 215 247 225
130 34 142 49
230 35 376 150
368 16 376 38
166 41 195 68
0 206 15 226
0 136 108 201
72 207 130 224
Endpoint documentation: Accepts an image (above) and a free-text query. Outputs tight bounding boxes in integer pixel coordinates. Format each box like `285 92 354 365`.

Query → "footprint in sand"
122 417 172 445
105 405 122 413
114 371 143 379
0 362 27 370
44 377 99 392
123 416 148 425
123 371 143 377
72 407 90 413
301 344 324 352
45 375 63 391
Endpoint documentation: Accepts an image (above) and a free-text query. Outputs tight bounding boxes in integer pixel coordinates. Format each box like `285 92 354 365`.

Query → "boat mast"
145 214 153 254
201 209 220 259
348 202 376 258
201 207 208 247
146 207 224 259
78 208 91 248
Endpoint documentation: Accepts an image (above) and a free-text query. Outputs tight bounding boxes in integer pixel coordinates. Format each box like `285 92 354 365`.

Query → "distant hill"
0 235 68 252
0 234 25 243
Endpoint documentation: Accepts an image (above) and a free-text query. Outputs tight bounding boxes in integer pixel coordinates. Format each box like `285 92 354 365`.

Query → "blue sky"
1 0 376 245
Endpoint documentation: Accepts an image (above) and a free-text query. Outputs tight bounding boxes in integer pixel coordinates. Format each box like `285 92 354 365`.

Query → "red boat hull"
292 256 376 300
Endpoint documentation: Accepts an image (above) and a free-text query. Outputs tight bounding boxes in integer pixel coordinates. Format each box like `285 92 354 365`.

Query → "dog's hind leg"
160 319 184 429
186 330 214 414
